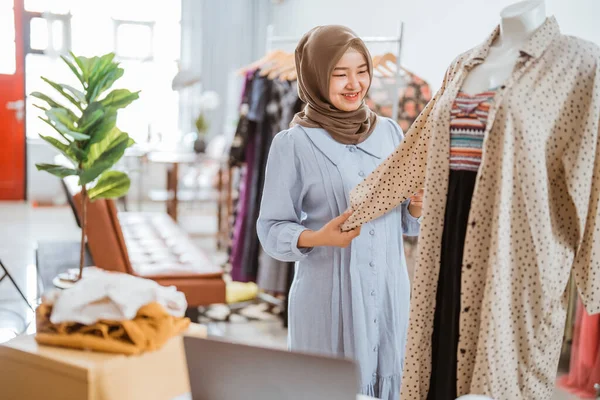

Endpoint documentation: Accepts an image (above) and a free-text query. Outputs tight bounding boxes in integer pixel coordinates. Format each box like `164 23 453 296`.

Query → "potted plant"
192 90 220 153
32 52 139 281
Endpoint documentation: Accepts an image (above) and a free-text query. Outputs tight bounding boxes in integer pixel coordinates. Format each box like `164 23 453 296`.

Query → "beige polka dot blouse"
342 17 600 400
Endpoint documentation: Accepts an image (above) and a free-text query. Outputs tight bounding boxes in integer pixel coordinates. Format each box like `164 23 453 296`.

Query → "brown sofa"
71 192 226 307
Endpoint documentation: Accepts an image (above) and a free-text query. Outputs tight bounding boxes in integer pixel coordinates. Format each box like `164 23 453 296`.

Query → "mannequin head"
497 0 546 46
500 0 546 20
328 48 371 112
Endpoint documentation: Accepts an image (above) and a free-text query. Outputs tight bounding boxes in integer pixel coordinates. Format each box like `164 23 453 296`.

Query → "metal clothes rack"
265 22 405 121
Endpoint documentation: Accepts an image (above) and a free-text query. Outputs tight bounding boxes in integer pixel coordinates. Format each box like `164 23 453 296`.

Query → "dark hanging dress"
427 89 497 400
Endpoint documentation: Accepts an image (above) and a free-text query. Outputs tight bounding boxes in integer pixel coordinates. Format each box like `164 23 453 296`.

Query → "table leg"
216 164 224 250
166 162 179 221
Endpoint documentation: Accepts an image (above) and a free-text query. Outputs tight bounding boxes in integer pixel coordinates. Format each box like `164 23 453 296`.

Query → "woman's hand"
408 189 424 218
298 210 361 248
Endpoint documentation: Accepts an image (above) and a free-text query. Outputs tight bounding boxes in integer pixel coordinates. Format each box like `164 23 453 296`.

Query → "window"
26 13 71 55
114 20 155 61
24 0 182 146
0 0 16 75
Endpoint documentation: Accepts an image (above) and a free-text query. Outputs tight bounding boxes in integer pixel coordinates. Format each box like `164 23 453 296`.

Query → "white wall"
270 0 600 90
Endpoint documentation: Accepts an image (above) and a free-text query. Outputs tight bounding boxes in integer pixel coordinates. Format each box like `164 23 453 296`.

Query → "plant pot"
193 136 207 153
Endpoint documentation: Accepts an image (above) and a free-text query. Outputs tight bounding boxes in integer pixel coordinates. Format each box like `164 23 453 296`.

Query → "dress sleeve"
257 131 313 262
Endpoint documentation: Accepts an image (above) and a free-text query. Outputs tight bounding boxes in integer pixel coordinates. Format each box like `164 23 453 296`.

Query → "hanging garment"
427 89 497 400
342 17 600 399
230 74 258 282
238 74 269 282
257 118 420 399
366 71 432 132
229 73 255 166
229 75 304 285
558 299 600 399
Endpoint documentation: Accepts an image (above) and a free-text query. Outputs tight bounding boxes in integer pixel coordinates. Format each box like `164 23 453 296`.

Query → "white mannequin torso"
460 0 547 95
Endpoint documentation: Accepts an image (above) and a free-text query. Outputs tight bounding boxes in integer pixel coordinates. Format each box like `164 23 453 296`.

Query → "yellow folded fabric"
226 281 259 304
35 302 190 355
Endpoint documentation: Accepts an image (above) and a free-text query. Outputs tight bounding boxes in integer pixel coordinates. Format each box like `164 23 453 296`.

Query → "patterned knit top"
449 89 497 171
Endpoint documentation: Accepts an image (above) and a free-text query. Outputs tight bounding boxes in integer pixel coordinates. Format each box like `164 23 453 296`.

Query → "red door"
0 0 26 200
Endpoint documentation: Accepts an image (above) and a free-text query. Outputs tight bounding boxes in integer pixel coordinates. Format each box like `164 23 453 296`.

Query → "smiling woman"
257 25 422 400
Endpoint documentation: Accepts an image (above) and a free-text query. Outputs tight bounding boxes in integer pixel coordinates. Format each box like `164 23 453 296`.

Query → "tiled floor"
0 201 583 399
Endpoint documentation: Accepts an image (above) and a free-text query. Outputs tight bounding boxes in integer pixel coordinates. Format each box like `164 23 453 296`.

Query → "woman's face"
328 48 370 112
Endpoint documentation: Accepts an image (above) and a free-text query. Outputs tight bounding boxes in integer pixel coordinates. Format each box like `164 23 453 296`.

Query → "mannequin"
461 0 546 95
341 0 600 397
455 4 546 399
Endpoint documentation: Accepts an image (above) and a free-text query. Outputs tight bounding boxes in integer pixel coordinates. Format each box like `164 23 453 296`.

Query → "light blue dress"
256 117 420 400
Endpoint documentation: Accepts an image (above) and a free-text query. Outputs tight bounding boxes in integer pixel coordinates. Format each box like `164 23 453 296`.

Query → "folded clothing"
47 267 187 325
35 302 190 355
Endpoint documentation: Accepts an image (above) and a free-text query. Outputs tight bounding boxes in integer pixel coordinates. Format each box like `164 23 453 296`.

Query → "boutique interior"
0 0 599 399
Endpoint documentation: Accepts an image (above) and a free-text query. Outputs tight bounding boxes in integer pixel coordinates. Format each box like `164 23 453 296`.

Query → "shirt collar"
299 120 384 166
465 16 561 69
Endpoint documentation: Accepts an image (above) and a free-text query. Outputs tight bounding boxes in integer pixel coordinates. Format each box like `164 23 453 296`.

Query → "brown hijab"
291 25 378 145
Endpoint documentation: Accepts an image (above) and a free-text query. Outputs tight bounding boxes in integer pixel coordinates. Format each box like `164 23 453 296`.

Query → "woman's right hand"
298 210 361 248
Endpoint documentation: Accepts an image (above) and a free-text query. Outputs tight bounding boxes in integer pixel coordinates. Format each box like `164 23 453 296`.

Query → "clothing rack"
265 23 405 121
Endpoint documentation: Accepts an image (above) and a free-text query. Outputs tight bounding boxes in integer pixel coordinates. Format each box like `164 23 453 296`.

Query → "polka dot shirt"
341 16 600 400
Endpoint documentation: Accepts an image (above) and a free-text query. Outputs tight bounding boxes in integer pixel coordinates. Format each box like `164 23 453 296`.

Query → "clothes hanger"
372 54 383 69
375 52 398 77
261 53 294 78
270 62 296 80
280 67 297 81
237 50 287 76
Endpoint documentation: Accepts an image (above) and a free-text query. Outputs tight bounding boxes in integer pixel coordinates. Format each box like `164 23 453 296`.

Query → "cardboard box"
0 323 206 400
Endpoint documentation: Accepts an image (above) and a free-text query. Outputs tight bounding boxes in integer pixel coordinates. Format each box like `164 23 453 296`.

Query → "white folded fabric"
46 267 188 325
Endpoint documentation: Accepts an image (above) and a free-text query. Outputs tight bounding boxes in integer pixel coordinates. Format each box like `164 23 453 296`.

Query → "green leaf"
88 170 130 200
72 53 94 82
46 107 76 130
31 92 67 111
84 126 120 168
39 116 77 143
60 55 84 85
89 53 116 89
85 108 117 148
45 108 90 141
89 67 124 103
60 127 90 141
39 116 69 141
36 163 79 178
78 102 105 132
41 77 83 111
60 84 86 104
68 143 87 162
87 57 117 103
100 89 140 109
39 135 80 163
78 133 130 185
31 92 79 121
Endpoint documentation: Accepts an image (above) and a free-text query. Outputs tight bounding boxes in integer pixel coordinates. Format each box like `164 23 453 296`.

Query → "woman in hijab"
257 25 422 399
